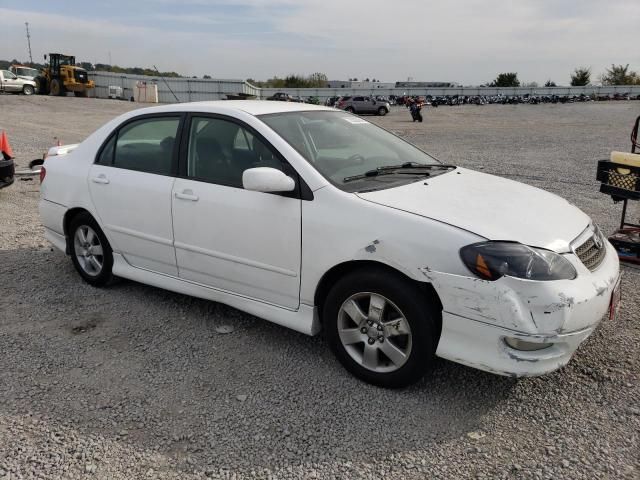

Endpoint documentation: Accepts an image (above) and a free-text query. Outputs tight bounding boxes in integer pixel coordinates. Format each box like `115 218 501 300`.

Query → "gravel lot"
1 95 638 479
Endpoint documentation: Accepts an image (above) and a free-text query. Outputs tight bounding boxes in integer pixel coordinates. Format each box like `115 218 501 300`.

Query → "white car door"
88 114 182 276
171 114 302 309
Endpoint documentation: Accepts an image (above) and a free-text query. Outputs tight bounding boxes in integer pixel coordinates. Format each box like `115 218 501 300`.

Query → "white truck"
0 69 37 95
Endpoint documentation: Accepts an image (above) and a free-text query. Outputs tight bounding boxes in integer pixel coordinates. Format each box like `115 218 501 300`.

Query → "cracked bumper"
436 312 599 376
427 242 620 376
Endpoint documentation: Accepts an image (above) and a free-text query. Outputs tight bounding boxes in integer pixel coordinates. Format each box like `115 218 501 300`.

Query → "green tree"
544 79 557 87
307 72 328 88
600 64 640 85
570 67 591 86
489 72 520 87
203 74 212 79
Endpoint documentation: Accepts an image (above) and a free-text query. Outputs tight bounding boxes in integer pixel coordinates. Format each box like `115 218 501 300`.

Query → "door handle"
175 190 199 201
91 174 110 184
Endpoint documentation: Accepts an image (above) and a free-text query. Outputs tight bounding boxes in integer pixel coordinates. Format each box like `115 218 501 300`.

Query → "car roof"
131 100 336 117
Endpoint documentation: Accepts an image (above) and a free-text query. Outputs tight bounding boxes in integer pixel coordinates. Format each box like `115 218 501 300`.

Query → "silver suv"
335 96 390 116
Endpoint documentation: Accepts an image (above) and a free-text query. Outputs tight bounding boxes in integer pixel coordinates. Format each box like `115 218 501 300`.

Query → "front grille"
74 70 88 84
574 231 606 271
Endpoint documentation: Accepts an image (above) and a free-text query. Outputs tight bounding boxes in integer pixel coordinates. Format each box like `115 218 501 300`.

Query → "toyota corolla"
39 101 621 388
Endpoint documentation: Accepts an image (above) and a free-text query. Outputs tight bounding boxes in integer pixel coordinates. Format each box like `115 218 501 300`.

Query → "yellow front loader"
36 53 95 97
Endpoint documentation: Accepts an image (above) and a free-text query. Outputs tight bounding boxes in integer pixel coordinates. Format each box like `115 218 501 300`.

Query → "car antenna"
153 65 179 102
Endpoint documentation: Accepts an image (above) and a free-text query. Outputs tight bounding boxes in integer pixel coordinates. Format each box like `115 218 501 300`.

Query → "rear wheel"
50 78 64 96
324 268 439 388
69 212 114 287
74 90 87 98
22 85 34 95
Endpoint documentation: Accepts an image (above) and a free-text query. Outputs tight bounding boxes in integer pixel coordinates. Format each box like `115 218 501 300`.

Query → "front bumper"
424 242 620 376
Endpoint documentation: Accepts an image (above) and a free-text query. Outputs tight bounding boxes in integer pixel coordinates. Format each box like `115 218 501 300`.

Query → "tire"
345 106 355 113
35 77 48 95
50 78 64 96
377 107 387 116
323 267 439 388
68 212 114 287
74 90 87 98
22 85 34 96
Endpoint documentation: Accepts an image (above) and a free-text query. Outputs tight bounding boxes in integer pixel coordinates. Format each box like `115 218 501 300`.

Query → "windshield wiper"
343 162 456 182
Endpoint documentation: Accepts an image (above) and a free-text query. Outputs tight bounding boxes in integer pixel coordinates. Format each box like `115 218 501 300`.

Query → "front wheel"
377 107 387 116
324 268 439 388
69 213 114 287
345 106 355 113
23 85 34 95
50 78 64 96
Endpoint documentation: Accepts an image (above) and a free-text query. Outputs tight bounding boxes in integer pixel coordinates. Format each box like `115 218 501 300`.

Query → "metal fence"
88 71 259 103
88 72 640 104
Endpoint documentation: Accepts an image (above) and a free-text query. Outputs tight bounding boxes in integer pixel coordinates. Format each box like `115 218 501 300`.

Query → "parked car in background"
325 96 341 107
0 70 36 95
9 64 40 81
39 101 620 388
0 156 14 189
336 96 390 115
0 130 15 189
266 92 295 102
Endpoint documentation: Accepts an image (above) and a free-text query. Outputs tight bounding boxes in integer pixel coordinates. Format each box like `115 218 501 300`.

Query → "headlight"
460 241 577 281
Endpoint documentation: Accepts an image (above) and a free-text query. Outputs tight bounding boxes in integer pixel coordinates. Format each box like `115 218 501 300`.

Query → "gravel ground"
0 95 638 479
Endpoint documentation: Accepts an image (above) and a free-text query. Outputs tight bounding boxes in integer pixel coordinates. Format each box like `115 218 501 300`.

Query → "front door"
171 115 302 309
88 115 182 275
0 71 21 92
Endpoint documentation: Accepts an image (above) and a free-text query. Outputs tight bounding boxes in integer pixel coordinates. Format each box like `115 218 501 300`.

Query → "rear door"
88 114 183 275
171 114 302 308
352 96 365 112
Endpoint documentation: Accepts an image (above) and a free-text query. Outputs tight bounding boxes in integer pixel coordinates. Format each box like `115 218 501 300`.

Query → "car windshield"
259 111 442 192
16 67 38 77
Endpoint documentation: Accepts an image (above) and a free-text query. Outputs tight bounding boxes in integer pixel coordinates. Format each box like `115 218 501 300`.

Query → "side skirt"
111 253 320 336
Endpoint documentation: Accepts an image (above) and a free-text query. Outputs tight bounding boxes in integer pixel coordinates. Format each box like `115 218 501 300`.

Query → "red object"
39 166 46 183
0 130 14 160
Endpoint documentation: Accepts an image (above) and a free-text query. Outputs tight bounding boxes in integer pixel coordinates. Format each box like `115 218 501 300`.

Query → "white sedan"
39 101 621 388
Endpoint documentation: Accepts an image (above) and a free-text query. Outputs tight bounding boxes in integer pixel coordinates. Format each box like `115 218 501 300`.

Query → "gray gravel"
0 95 639 479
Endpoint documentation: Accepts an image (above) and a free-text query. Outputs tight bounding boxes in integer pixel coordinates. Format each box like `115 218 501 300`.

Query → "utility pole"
25 22 33 64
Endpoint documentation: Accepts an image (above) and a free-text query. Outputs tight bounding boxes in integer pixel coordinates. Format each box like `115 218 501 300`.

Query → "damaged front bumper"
423 242 620 377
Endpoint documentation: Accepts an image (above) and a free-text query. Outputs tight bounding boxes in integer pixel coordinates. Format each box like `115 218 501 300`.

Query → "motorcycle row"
395 92 640 107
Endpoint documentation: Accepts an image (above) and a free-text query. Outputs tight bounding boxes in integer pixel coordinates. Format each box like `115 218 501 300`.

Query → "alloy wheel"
73 225 104 276
337 292 412 373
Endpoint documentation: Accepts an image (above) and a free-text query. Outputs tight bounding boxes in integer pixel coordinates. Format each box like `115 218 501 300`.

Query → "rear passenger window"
353 97 364 101
113 117 180 175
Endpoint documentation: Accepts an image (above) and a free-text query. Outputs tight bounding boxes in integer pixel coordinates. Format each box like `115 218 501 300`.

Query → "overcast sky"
1 0 638 85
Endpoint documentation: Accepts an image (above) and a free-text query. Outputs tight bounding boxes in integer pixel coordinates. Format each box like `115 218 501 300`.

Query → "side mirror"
242 167 295 193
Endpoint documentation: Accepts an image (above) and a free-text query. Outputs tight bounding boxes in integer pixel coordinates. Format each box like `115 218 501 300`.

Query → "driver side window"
186 117 284 188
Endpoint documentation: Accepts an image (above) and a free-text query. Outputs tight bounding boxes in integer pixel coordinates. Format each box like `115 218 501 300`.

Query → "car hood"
356 167 590 252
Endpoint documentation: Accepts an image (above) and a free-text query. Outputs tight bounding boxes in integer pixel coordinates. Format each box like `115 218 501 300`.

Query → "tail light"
39 166 46 183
